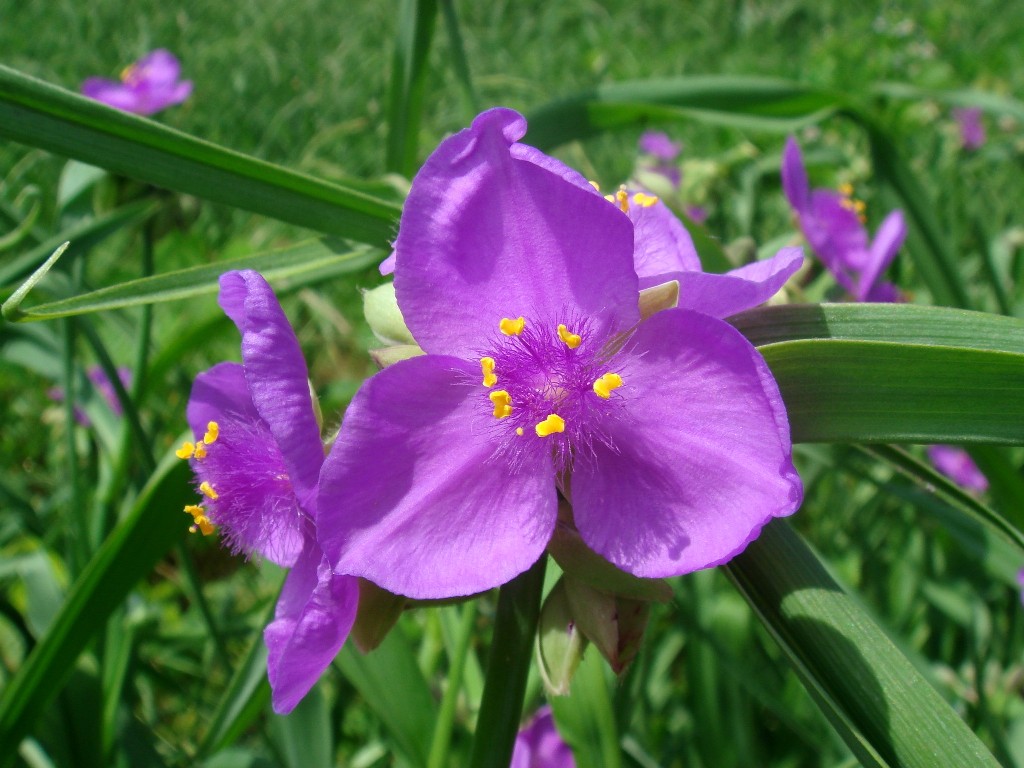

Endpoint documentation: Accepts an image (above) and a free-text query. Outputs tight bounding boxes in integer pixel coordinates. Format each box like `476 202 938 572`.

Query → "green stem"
469 556 547 768
427 602 477 768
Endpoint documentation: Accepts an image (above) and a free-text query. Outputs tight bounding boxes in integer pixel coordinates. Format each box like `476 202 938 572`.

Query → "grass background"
2 1 1024 766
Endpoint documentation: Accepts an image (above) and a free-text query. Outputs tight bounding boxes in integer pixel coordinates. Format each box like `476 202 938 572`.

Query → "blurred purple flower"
511 707 576 768
48 366 131 426
685 204 708 224
638 131 683 187
926 445 989 493
1017 569 1024 607
782 137 906 302
180 271 357 714
319 109 802 600
82 49 192 116
953 108 985 151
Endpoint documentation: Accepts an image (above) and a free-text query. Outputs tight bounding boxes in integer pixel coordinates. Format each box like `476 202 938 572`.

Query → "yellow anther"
184 505 215 536
500 317 526 336
481 357 497 387
193 443 208 460
593 372 624 399
535 414 565 437
175 441 196 460
516 427 524 436
489 389 512 419
838 182 854 197
632 192 659 207
557 324 582 349
203 421 220 444
614 188 630 212
199 481 219 500
588 180 601 191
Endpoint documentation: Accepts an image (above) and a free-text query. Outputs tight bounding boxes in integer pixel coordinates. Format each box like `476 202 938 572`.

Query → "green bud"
369 344 425 370
350 579 407 653
362 282 417 345
536 577 587 696
638 280 679 320
564 576 649 675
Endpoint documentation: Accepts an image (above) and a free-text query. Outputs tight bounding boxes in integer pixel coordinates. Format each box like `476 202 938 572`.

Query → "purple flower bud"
82 49 192 115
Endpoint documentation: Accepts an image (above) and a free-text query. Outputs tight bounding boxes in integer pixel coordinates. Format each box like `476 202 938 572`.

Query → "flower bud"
362 282 416 345
536 578 586 696
564 576 649 675
350 579 407 653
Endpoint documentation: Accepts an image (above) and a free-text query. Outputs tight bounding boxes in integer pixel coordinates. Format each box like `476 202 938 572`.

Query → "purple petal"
265 539 358 714
218 271 324 512
629 195 702 289
132 50 182 85
953 108 985 150
639 131 682 161
781 137 810 213
927 446 989 493
186 361 260 439
393 108 638 359
675 247 803 319
572 308 802 578
511 706 576 768
81 78 143 112
379 250 397 276
318 354 558 599
857 210 906 302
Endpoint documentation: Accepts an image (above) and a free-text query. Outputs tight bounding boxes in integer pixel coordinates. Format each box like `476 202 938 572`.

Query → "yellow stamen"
593 373 624 399
203 421 220 444
499 316 525 336
632 192 659 207
614 188 629 212
199 481 219 500
184 505 215 536
588 180 601 191
516 427 524 436
489 390 512 419
535 413 565 437
557 324 582 349
838 182 854 197
175 441 196 460
193 443 208 460
481 357 497 387
120 64 138 83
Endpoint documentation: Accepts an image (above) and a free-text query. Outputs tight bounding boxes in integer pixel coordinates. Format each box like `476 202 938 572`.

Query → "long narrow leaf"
0 66 401 247
386 0 439 176
726 520 1001 768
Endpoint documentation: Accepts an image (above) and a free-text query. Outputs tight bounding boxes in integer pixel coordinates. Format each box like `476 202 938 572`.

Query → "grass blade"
386 0 439 177
0 66 401 247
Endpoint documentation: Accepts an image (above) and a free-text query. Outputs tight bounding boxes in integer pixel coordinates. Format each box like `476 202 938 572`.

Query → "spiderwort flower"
926 445 989 493
511 706 576 768
638 130 683 188
318 109 802 599
782 137 906 302
81 49 192 116
178 270 357 714
48 366 132 426
953 107 986 151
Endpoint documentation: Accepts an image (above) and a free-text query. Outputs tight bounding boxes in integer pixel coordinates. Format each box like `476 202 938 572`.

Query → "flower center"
477 315 625 466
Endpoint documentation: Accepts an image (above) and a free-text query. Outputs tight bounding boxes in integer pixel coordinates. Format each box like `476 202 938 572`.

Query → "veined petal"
318 354 557 599
265 539 358 714
186 361 259 439
218 271 324 513
858 210 907 302
675 246 803 319
394 108 638 358
572 308 802 578
629 195 702 288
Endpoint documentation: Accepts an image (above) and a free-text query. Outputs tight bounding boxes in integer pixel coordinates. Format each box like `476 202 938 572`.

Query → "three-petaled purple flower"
317 108 802 600
82 49 193 116
511 706 576 768
638 130 683 188
180 271 356 714
782 137 907 303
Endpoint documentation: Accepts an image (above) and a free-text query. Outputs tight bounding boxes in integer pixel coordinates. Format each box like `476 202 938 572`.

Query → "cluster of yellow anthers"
175 421 220 535
479 318 624 438
838 182 867 223
589 181 660 214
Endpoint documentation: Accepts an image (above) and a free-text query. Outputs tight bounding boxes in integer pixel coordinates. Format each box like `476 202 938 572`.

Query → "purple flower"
782 137 907 302
926 445 989 493
48 366 132 426
511 707 576 768
82 49 192 116
953 108 985 151
318 109 802 600
180 270 357 714
1017 569 1024 607
638 131 683 188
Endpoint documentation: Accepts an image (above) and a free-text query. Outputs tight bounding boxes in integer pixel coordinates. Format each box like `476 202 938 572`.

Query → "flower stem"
469 555 547 768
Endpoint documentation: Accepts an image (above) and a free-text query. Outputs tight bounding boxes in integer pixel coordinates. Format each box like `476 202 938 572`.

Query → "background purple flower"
953 107 986 150
81 49 192 115
781 137 906 303
926 445 989 493
318 109 801 600
638 130 682 187
183 270 357 714
511 706 576 768
48 366 132 426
